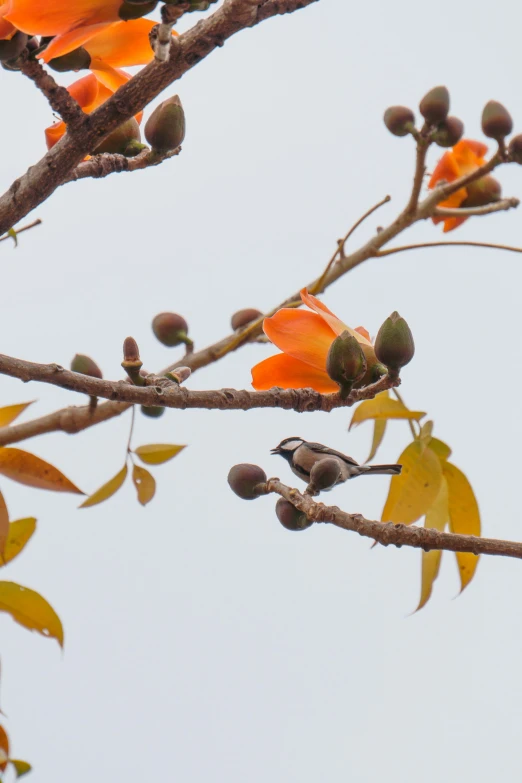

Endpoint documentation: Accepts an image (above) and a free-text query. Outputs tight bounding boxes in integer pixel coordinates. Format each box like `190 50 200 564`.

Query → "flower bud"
326 330 367 399
481 100 513 142
123 336 140 363
94 118 141 155
70 353 102 378
508 134 522 164
374 312 414 372
122 336 144 384
431 116 464 148
275 498 312 531
308 458 342 493
231 308 262 330
0 31 28 61
48 46 91 72
141 405 165 418
228 463 267 500
165 366 192 384
119 0 158 20
461 175 501 208
419 86 450 125
145 95 186 152
152 312 191 348
383 106 415 137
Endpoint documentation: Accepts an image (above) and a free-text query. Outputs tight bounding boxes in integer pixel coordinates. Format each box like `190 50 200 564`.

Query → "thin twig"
376 240 522 258
405 135 430 214
391 388 418 439
432 198 519 219
0 219 42 243
62 147 181 184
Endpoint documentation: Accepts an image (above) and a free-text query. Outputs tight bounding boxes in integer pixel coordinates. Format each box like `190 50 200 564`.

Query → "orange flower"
0 2 16 39
84 18 173 68
251 289 379 393
44 64 141 149
428 139 488 232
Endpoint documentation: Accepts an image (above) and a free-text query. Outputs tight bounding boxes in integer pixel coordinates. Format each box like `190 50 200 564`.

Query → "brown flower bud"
141 405 165 418
119 1 158 20
326 330 367 399
383 106 415 137
374 312 414 372
70 354 103 379
145 95 186 152
508 134 522 164
152 312 191 348
431 116 464 148
275 498 312 531
461 175 501 208
308 458 342 493
231 308 262 330
0 31 28 61
94 118 141 155
165 366 192 384
419 86 450 125
48 46 91 72
228 464 267 500
481 100 513 142
123 336 140 363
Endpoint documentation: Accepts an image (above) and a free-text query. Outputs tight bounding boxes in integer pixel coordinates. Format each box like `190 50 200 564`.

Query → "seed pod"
374 312 415 372
231 308 262 330
0 31 28 61
48 46 91 72
228 464 267 500
383 106 415 137
145 96 186 152
326 330 367 399
70 354 103 379
481 100 513 142
309 458 342 492
152 312 190 347
275 498 312 531
508 134 522 164
94 118 141 155
419 86 450 125
141 405 165 418
119 0 157 20
431 116 464 148
461 175 501 208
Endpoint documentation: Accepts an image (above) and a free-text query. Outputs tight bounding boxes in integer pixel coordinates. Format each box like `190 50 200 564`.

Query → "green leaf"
0 403 34 428
365 419 387 464
0 449 83 494
444 462 481 593
416 477 449 611
1 518 37 568
0 582 63 647
132 464 156 507
382 441 442 525
10 760 32 778
133 444 186 465
80 465 128 509
349 391 425 430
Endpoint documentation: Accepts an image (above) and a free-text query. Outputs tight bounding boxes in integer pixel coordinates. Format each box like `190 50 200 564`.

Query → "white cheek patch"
282 440 303 451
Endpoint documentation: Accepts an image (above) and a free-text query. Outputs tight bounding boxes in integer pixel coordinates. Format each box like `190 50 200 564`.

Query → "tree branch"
432 197 519 219
18 53 85 127
62 147 181 184
266 479 522 560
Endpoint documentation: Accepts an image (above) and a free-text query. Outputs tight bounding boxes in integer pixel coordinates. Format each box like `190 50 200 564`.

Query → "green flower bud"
383 106 415 137
152 312 191 348
419 86 450 125
231 308 262 330
326 330 367 399
94 118 141 155
119 1 157 20
461 175 501 208
141 405 165 418
508 134 522 164
48 47 91 72
308 458 342 493
145 95 186 152
481 100 513 142
228 464 267 500
431 116 464 148
70 354 103 379
275 498 312 531
0 32 28 61
374 312 414 372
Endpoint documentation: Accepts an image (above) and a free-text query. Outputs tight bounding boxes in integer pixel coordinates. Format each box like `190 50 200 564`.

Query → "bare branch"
18 53 85 127
376 240 522 258
266 479 522 560
62 147 181 184
432 197 519 219
0 218 42 243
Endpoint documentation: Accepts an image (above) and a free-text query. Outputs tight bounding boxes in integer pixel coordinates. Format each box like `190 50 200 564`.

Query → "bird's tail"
360 464 402 476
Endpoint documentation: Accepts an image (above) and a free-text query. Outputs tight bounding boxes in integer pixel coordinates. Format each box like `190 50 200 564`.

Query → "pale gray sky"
1 1 522 781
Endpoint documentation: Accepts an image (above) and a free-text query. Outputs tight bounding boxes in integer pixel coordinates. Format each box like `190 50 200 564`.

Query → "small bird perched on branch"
271 437 402 494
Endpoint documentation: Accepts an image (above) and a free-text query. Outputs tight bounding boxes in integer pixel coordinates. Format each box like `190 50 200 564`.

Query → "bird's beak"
270 447 280 455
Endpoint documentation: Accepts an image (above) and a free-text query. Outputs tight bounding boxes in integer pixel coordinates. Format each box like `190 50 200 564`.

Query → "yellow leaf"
134 444 186 465
419 420 434 443
1 518 37 568
349 392 425 430
11 759 32 778
444 462 480 593
382 441 442 524
132 464 156 507
0 449 83 494
0 725 8 772
416 477 449 611
428 437 452 462
0 402 34 428
365 418 387 464
0 492 7 559
0 581 63 647
80 464 128 509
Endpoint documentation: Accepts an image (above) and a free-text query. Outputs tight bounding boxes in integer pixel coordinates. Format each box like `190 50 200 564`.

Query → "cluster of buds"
384 85 463 148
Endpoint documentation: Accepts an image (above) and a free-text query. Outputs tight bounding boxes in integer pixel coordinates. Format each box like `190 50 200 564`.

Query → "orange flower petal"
354 326 371 341
85 19 177 67
263 309 336 371
6 0 121 36
429 150 460 188
453 139 488 162
251 354 339 393
442 215 468 233
68 72 100 109
40 21 118 62
45 119 65 150
300 288 373 346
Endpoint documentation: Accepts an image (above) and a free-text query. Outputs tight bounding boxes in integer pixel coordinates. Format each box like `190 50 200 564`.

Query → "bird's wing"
306 442 359 467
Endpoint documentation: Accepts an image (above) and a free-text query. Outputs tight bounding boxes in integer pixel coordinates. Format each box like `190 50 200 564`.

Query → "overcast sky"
1 1 522 781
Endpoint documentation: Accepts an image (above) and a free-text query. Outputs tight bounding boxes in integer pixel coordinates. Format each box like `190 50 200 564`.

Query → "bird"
271 437 402 488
